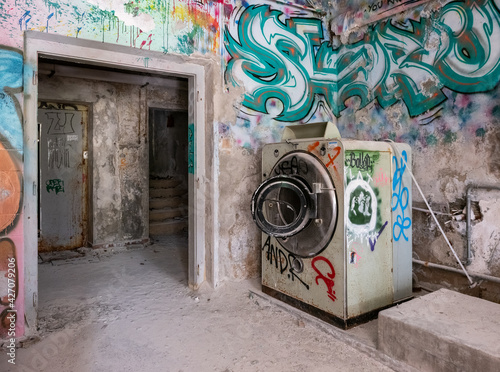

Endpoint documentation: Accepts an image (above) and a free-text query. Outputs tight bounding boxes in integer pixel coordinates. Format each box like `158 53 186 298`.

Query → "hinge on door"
32 71 38 85
33 292 37 307
33 181 37 196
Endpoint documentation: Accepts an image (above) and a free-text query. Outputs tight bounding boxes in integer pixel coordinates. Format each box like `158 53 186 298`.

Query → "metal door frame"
24 31 212 336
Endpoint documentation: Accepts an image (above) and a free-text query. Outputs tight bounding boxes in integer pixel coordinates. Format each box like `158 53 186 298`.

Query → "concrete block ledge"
378 288 500 372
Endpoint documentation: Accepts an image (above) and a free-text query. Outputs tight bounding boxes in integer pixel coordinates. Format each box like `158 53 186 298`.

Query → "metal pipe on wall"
413 259 500 285
466 184 500 266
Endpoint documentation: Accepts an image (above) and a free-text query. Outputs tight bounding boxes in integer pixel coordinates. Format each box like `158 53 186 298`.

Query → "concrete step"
378 288 500 372
150 196 187 210
149 219 188 235
149 187 187 199
149 178 183 189
149 207 188 222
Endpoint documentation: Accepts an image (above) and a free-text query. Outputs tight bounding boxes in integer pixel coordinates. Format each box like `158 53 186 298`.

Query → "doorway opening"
148 108 189 239
36 57 192 255
24 32 211 336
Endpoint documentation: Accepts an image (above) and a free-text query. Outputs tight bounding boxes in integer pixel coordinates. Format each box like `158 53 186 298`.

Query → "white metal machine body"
251 123 412 327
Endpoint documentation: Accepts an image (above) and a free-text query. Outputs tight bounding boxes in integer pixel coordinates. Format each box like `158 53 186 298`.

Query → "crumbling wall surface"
217 147 262 280
409 126 500 298
91 81 123 244
147 84 188 111
116 84 148 242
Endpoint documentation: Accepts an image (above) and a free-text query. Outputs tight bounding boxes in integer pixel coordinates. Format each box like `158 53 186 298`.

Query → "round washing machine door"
251 151 338 258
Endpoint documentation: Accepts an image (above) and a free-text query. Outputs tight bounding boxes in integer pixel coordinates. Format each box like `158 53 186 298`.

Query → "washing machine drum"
251 151 338 258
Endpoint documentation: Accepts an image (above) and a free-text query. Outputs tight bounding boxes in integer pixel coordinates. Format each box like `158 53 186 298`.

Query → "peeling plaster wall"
147 84 188 111
218 148 261 279
38 74 185 246
216 2 326 281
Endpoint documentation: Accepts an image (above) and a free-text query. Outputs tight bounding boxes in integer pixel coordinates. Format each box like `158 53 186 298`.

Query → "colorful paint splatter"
0 0 229 54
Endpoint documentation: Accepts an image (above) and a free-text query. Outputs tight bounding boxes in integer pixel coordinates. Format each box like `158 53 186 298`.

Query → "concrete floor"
1 235 412 371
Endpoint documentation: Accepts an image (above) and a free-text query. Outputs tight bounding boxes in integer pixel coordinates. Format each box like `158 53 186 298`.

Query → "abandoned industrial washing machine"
251 122 413 328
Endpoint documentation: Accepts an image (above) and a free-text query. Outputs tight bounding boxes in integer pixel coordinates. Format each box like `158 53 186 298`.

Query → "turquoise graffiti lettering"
224 0 500 121
225 6 329 122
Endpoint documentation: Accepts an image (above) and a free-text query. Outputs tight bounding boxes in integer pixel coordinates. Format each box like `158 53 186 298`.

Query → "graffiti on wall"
188 123 195 174
0 48 24 339
331 0 432 35
225 0 500 123
0 144 21 234
1 0 231 54
0 239 19 339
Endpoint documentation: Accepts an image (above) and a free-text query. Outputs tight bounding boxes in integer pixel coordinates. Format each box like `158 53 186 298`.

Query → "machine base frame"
262 285 413 329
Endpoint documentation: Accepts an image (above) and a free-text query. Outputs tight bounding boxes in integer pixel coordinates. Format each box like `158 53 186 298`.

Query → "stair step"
149 207 188 222
149 187 187 199
150 196 187 209
378 288 500 372
150 219 188 235
149 178 183 189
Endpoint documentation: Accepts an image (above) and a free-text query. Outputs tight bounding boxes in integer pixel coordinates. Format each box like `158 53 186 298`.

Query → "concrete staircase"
149 178 188 236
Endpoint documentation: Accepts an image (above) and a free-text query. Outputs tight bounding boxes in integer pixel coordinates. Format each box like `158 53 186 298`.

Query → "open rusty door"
38 102 88 252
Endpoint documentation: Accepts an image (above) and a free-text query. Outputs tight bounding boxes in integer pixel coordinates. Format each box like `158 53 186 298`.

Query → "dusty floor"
1 235 408 371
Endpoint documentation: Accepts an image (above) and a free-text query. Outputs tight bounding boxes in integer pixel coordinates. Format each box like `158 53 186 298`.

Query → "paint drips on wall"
0 0 230 54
